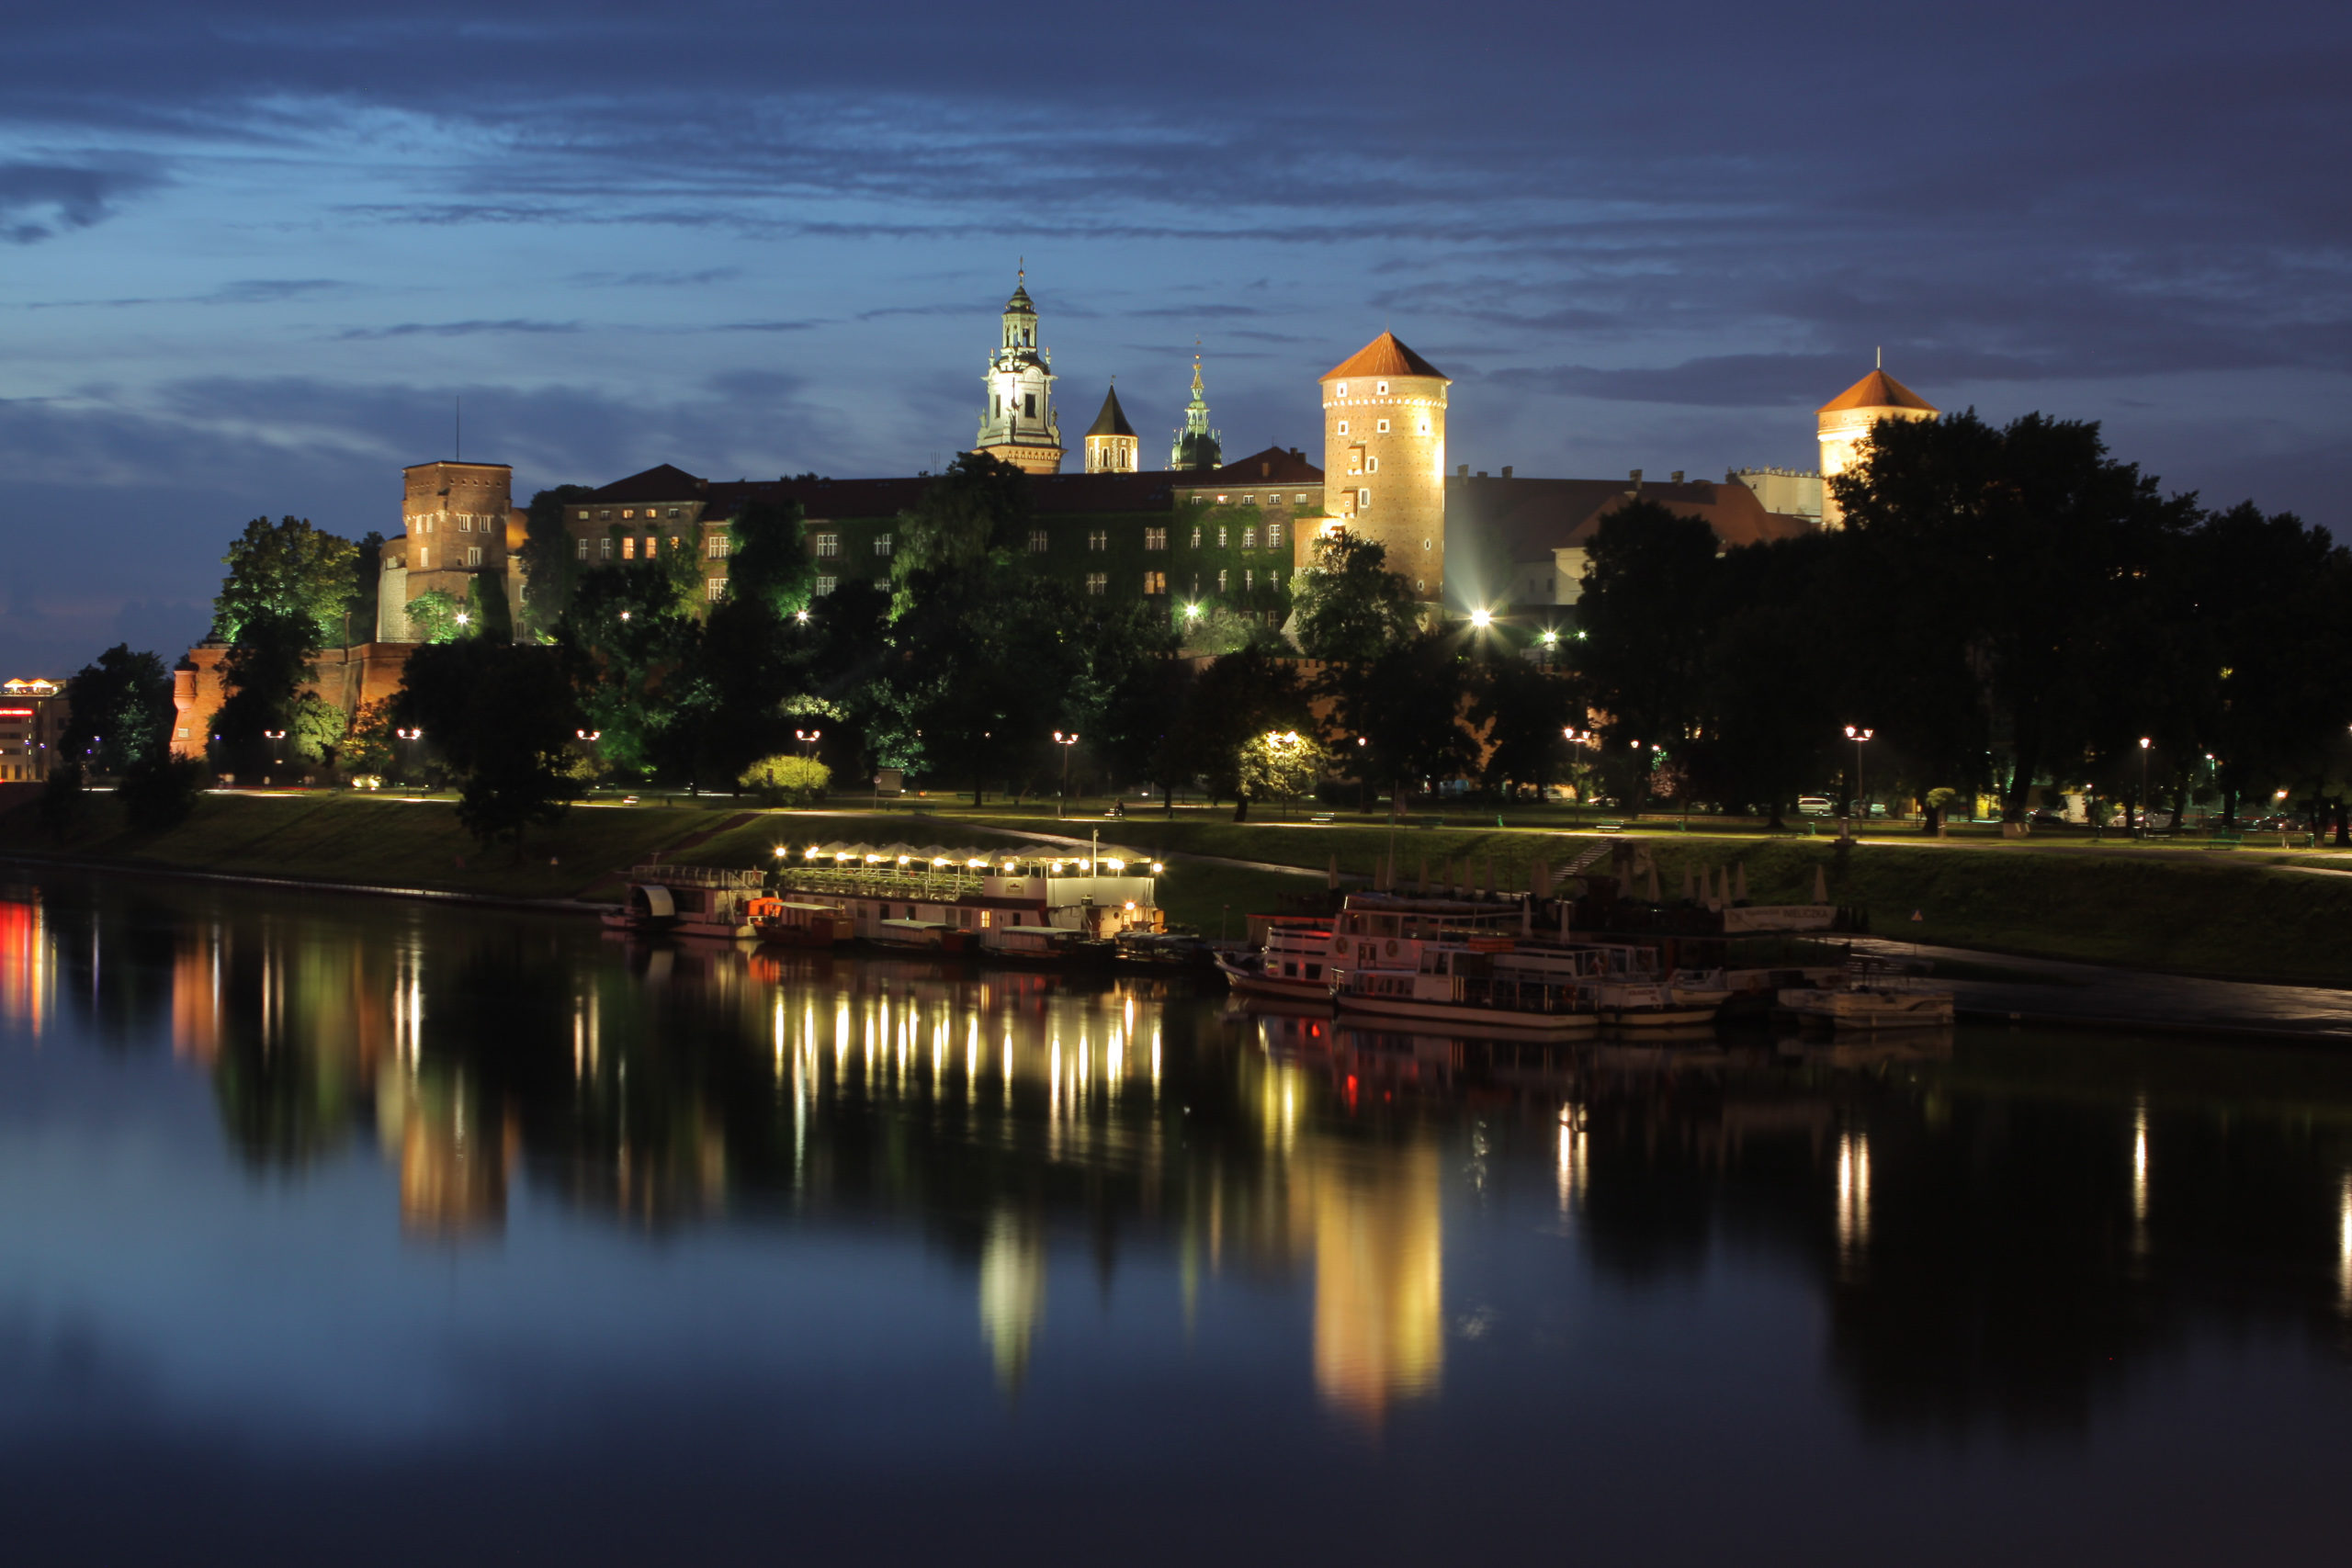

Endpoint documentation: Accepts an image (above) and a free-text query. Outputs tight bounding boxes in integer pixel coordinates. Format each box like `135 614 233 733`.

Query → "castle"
170 273 1938 755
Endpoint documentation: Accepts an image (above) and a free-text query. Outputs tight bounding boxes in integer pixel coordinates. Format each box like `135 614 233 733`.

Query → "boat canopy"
628 885 677 919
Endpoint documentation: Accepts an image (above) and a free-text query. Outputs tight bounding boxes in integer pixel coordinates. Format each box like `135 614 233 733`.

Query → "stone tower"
1083 384 1139 473
1320 333 1449 601
972 273 1064 474
379 460 516 641
1817 361 1937 527
1168 355 1222 471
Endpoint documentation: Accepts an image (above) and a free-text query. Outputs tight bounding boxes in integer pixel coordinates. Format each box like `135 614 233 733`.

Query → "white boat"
1778 960 1954 1029
1218 917 1339 1004
1336 943 1599 1037
1501 942 1724 1028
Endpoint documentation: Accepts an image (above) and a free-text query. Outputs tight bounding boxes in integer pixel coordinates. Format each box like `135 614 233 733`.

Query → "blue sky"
3 1 2347 671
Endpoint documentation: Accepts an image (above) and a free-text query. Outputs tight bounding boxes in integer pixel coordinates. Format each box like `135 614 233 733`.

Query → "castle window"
1376 381 1389 396
1242 525 1257 549
621 509 634 520
647 535 661 558
707 578 728 603
1240 495 1253 506
623 536 636 559
1085 572 1107 597
1144 570 1167 595
576 538 590 560
1244 569 1254 591
1336 383 1348 398
1366 456 1380 473
1419 421 1430 434
1088 529 1107 552
1144 526 1167 551
875 533 894 558
577 510 590 522
1023 393 1036 418
1269 521 1284 548
707 535 730 559
1376 419 1390 434
815 575 837 595
1217 569 1228 592
600 538 613 560
598 510 611 521
1337 421 1349 435
814 533 839 558
1359 489 1373 511
1296 494 1308 503
1216 525 1228 548
1028 528 1049 553
668 508 682 520
466 547 482 568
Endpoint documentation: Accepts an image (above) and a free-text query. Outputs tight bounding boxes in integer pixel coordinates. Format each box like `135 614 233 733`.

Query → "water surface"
3 873 2348 1564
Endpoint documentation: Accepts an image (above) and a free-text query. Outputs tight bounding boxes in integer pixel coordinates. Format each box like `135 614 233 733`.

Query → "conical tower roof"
1321 331 1448 382
1086 385 1136 439
1820 367 1936 415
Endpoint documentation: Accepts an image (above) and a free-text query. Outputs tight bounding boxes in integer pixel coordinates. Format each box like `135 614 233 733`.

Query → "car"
2028 808 2069 829
1797 796 1833 816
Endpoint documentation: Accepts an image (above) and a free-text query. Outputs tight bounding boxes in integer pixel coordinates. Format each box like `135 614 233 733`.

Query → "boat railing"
631 863 763 891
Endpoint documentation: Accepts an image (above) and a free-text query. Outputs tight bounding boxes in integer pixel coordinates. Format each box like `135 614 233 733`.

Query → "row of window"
577 507 687 522
414 513 497 535
575 535 685 561
1190 492 1316 507
408 546 486 570
797 568 1284 602
1333 418 1425 436
1025 523 1290 552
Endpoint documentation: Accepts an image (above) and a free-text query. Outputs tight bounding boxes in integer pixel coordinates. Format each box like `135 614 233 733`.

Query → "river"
1 870 2347 1563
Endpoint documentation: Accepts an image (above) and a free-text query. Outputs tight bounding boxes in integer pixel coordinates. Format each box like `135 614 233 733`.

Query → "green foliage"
1331 631 1478 796
1235 729 1328 814
40 764 87 837
888 452 1029 609
1291 532 1420 662
739 753 831 806
556 562 704 778
341 699 398 775
519 485 595 636
727 499 816 618
1468 653 1578 795
347 532 384 645
465 573 514 642
289 693 346 766
60 644 175 773
214 516 357 647
1176 603 1283 656
119 753 206 830
403 589 462 644
394 639 582 850
1169 646 1317 819
213 607 322 757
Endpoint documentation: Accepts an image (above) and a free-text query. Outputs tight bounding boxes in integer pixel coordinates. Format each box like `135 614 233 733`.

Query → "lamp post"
263 728 287 781
395 727 423 790
1054 729 1079 818
1563 727 1594 823
795 728 821 761
1844 726 1874 835
2137 737 2152 838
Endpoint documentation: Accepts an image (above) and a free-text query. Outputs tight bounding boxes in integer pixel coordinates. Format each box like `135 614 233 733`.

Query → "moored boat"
1778 960 1954 1029
1218 916 1339 1004
1336 943 1599 1038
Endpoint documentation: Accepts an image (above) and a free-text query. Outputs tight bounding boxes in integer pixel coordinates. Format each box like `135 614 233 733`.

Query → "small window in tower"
1337 420 1349 435
466 547 482 568
1028 528 1049 553
1367 456 1380 474
1376 419 1390 434
1088 529 1107 552
1336 383 1348 398
1359 489 1373 511
1419 421 1430 434
1376 380 1389 395
1023 393 1036 418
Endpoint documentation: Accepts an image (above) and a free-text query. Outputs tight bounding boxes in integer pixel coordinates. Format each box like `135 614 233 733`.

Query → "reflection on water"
6 874 2352 1560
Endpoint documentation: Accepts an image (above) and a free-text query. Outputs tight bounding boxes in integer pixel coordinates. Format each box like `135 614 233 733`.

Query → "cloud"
0 160 164 243
332 320 582 340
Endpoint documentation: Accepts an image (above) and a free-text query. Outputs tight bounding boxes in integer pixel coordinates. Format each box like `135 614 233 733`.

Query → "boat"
1217 916 1339 1003
1335 943 1599 1038
601 881 677 936
871 917 973 954
746 897 852 948
1500 942 1724 1028
1777 960 1954 1029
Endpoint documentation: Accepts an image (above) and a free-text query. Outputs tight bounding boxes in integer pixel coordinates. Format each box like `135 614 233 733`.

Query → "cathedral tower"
1817 359 1937 527
1321 333 1448 601
973 273 1064 474
1169 355 1222 471
1083 384 1139 473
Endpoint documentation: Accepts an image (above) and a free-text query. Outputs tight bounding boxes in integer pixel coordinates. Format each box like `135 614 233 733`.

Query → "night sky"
3 1 2346 672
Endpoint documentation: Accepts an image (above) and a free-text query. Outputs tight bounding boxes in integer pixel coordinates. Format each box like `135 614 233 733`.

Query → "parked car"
1797 796 1833 816
2028 808 2069 829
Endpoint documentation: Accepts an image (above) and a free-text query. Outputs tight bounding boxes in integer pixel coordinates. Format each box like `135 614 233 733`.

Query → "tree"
888 452 1029 609
1236 729 1329 819
1291 532 1420 662
403 590 462 644
727 499 817 618
212 606 322 761
345 532 385 647
557 561 705 779
214 515 357 646
1169 645 1316 820
1573 500 1722 806
465 572 514 643
341 698 399 775
394 639 582 852
739 754 831 806
59 644 175 774
518 484 595 637
119 753 206 830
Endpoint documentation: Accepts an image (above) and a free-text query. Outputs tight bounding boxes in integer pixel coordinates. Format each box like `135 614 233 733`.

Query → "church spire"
1169 347 1222 471
973 267 1063 474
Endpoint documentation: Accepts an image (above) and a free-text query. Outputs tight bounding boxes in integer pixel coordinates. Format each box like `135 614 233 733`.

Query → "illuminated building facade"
1321 333 1451 602
972 276 1065 475
0 677 67 782
1817 363 1939 528
1082 385 1140 474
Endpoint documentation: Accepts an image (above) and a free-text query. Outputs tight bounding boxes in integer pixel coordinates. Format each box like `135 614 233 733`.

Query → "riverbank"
12 790 2352 987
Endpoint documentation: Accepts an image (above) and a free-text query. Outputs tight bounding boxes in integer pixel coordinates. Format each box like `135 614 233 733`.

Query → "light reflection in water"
2340 1174 2351 1313
1836 1130 1871 1267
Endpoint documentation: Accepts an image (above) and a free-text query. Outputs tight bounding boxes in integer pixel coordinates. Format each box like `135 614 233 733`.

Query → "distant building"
0 678 68 782
971 275 1064 475
1817 364 1938 527
1082 385 1140 474
1728 467 1823 522
376 461 524 641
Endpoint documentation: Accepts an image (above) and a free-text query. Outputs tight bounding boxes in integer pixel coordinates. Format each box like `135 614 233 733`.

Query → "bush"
119 754 208 830
739 754 831 807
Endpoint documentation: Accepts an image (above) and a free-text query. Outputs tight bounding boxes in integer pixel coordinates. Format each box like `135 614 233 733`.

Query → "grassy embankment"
11 791 2352 984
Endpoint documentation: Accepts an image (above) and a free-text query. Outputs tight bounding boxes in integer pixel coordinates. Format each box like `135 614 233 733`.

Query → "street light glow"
1470 608 1492 628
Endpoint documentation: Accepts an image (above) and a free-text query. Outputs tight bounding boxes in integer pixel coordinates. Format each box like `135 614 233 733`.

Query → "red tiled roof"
1320 332 1447 383
1175 446 1324 489
1819 368 1937 415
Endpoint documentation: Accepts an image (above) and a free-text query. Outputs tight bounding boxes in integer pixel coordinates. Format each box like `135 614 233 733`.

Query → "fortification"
1320 333 1449 601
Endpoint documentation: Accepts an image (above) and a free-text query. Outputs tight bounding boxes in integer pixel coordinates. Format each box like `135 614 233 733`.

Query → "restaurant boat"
608 865 762 941
758 840 1167 960
1216 916 1339 1003
1335 943 1600 1038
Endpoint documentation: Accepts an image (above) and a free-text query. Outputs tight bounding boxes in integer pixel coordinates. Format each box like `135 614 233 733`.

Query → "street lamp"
2138 737 2152 836
263 728 287 776
795 728 821 759
1054 729 1079 817
1470 608 1493 629
395 727 423 787
1844 726 1874 830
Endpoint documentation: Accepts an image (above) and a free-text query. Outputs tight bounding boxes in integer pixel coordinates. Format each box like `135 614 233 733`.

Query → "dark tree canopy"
214 516 357 647
395 639 582 849
1290 532 1421 663
60 644 175 773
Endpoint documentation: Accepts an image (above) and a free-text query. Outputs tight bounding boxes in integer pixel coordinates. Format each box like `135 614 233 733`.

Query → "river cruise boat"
1778 960 1955 1030
1335 943 1600 1038
1327 891 1528 970
1217 916 1339 1003
610 865 762 940
760 840 1166 960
